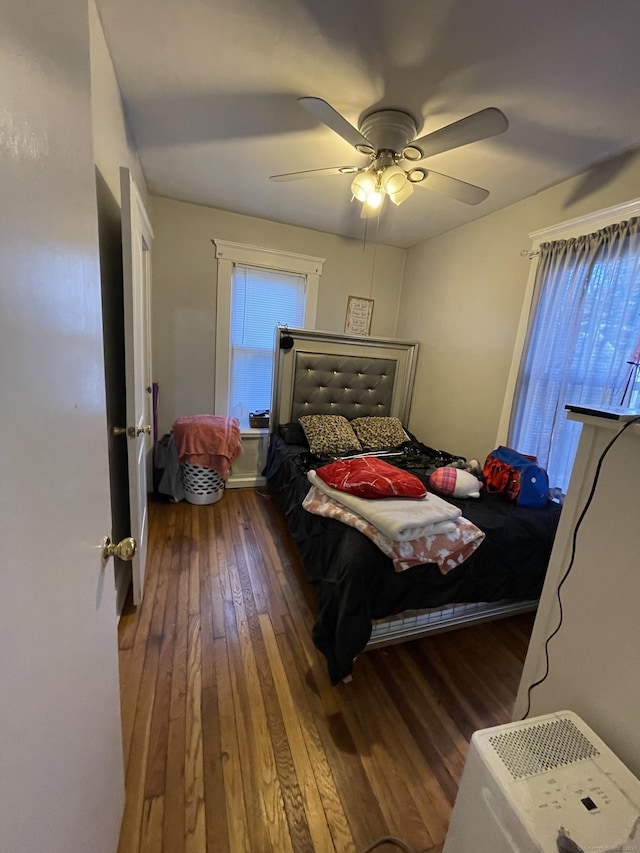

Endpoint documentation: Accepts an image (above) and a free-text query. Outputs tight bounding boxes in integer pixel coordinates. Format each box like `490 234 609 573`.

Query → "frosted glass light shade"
351 171 377 202
367 190 383 208
381 165 407 195
388 180 414 206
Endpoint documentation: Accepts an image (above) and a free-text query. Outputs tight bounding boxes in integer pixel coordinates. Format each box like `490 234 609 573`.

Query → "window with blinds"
229 264 306 426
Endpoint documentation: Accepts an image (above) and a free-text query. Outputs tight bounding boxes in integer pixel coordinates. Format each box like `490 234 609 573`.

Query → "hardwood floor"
117 489 534 853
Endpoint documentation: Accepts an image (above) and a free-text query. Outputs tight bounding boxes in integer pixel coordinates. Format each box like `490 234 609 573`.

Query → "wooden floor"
117 489 534 853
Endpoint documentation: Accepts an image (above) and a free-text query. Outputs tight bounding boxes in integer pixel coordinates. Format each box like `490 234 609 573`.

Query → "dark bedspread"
265 435 562 684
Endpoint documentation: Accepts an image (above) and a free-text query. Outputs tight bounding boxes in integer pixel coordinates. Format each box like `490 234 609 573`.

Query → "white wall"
514 414 640 776
150 196 406 434
398 148 640 462
89 0 147 205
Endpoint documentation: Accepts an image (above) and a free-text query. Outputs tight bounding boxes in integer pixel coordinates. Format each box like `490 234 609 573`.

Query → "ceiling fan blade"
298 97 374 151
416 170 490 205
411 107 508 159
270 166 361 182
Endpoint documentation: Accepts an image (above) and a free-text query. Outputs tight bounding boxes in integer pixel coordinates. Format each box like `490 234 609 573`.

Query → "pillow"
350 416 410 450
316 455 427 499
278 422 309 447
429 466 482 499
298 414 362 455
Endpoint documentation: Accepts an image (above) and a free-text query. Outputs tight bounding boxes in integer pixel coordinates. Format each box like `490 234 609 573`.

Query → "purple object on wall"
152 382 159 445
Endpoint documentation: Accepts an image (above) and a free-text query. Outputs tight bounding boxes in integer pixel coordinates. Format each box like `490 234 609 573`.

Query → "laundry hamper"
180 461 226 505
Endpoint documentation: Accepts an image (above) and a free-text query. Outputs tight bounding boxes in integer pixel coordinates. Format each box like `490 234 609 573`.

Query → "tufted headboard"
270 327 419 431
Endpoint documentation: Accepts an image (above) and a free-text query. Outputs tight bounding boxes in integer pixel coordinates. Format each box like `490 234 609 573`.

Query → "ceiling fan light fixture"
355 143 376 156
402 145 423 161
407 168 428 183
351 170 377 202
380 164 407 195
366 188 383 209
388 180 414 206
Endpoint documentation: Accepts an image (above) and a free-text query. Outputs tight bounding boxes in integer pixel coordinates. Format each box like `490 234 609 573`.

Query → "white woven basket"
181 462 226 505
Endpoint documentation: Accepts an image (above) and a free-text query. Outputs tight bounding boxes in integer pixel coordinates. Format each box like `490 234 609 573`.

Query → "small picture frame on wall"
344 296 374 336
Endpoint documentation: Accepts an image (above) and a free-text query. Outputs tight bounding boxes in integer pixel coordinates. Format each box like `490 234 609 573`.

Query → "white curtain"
509 218 640 495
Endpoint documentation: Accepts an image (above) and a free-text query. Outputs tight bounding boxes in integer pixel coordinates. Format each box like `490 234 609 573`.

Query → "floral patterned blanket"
302 485 485 574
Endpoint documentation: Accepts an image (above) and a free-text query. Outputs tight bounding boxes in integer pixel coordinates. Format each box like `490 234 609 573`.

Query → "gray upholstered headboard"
271 327 419 430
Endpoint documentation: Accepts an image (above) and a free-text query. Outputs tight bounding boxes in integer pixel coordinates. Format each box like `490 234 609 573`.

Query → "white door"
120 167 154 605
0 1 124 850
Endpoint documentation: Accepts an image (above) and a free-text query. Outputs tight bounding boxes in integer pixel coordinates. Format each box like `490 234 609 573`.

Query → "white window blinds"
229 264 306 426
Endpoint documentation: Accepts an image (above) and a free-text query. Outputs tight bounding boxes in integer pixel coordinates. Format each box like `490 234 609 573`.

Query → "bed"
266 327 561 684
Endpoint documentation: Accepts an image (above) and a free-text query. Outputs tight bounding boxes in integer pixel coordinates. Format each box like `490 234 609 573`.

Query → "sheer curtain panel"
508 218 640 495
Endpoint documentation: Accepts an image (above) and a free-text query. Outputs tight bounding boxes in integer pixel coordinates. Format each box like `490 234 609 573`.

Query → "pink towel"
172 415 242 479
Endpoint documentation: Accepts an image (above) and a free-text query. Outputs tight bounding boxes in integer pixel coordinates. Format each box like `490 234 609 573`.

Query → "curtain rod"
520 249 539 259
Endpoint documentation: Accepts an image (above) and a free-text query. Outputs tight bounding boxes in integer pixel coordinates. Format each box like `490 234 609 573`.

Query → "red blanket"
172 415 242 479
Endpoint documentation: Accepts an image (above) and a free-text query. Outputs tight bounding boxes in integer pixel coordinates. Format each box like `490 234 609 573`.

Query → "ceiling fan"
270 97 508 215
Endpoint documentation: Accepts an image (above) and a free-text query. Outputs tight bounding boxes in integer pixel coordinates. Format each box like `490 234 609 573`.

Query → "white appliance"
443 711 640 852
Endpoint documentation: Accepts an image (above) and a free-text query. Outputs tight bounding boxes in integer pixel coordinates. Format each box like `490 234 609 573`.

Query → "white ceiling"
96 0 640 249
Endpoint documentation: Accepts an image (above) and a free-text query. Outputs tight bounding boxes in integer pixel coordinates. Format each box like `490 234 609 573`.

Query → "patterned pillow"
298 415 362 455
350 416 410 450
430 466 482 498
316 456 427 499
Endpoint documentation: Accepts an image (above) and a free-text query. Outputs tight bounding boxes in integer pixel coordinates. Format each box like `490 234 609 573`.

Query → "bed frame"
271 326 538 648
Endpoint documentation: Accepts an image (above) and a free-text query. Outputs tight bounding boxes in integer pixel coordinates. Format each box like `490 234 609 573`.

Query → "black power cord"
520 414 640 719
360 837 415 853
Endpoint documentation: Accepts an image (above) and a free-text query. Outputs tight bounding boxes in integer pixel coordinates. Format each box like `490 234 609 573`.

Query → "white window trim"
212 239 324 416
496 196 640 445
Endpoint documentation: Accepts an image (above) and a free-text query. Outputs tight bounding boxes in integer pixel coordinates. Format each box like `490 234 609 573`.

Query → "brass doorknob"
127 424 152 437
102 536 137 561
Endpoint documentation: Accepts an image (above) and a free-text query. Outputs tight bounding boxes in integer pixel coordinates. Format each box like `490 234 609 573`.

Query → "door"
0 0 124 849
96 167 133 615
120 167 154 605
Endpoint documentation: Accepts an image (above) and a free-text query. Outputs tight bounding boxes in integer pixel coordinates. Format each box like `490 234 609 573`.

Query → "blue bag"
482 446 549 508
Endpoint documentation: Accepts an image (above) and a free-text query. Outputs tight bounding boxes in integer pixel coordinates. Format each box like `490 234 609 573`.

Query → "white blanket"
307 470 461 542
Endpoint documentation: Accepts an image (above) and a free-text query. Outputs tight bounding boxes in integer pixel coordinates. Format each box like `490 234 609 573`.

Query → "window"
229 265 305 424
213 240 324 428
507 215 640 495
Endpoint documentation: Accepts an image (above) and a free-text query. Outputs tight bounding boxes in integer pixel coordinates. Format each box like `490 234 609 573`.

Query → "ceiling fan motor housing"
359 109 419 156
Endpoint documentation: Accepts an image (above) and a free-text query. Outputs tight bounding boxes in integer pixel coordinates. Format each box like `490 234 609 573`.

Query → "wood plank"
161 510 189 853
274 625 356 853
212 639 249 853
203 502 226 641
221 497 299 853
198 507 231 853
185 613 206 852
138 795 164 853
143 507 183 798
117 635 160 853
335 664 437 852
119 502 176 765
280 615 388 851
260 612 340 853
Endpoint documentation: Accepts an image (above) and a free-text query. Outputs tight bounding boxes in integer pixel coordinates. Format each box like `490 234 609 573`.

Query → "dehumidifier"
443 710 640 852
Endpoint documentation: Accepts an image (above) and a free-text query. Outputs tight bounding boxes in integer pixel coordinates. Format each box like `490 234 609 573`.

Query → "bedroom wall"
150 195 406 434
89 0 147 206
398 147 640 463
